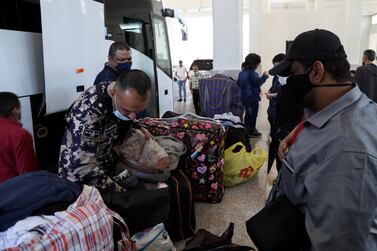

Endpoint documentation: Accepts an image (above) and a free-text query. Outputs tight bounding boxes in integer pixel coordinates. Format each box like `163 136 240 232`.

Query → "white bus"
0 0 186 169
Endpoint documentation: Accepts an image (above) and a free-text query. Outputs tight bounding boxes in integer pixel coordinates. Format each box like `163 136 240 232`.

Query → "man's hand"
265 92 272 100
140 127 152 140
278 127 297 160
278 138 289 160
262 71 269 77
265 92 277 100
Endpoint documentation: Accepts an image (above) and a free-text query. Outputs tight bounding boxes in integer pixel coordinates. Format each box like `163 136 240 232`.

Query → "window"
372 14 377 25
0 0 41 33
121 17 147 56
152 16 172 77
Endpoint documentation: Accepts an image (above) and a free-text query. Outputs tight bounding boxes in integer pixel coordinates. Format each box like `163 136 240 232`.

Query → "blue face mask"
113 110 131 121
116 62 132 73
112 93 132 121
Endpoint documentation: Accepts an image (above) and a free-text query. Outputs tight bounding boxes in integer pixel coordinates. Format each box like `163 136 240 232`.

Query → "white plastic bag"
131 223 176 251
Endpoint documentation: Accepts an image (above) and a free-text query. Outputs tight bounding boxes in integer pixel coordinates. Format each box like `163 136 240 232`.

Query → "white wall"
167 5 369 75
359 16 372 69
167 13 249 69
369 23 377 52
167 16 213 69
260 9 347 73
212 0 243 70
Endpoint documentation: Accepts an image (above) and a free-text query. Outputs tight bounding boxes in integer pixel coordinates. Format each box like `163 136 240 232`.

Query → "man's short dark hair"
364 49 376 61
108 41 130 58
244 53 261 70
273 53 286 64
0 92 20 117
299 57 351 82
116 69 151 96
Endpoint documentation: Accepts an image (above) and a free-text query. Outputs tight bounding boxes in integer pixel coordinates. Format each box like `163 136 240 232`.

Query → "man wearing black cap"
268 29 377 250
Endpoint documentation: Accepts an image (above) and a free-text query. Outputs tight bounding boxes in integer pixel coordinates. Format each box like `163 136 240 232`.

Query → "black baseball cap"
269 29 347 76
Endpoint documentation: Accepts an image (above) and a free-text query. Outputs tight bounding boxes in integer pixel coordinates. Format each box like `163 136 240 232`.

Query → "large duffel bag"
101 169 195 241
166 169 196 241
140 113 226 203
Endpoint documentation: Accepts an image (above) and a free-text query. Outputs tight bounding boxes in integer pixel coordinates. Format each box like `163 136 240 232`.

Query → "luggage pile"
140 113 226 203
0 111 266 251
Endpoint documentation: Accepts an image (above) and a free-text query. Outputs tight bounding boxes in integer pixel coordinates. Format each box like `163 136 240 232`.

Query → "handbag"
245 195 311 251
132 223 176 251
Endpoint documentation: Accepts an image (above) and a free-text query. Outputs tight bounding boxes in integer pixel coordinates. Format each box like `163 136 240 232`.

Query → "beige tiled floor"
172 83 278 250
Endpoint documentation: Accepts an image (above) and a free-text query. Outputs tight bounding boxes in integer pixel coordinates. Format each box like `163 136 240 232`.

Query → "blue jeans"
177 80 186 99
243 101 259 131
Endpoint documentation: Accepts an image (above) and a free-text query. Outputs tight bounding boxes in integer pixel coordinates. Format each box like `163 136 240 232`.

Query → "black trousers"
267 118 282 173
192 89 201 115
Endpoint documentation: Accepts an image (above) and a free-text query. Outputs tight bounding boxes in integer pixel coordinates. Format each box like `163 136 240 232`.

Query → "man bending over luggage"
59 70 151 192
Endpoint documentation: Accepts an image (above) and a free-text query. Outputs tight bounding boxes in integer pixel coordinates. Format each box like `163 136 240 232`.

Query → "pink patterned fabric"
1 185 135 251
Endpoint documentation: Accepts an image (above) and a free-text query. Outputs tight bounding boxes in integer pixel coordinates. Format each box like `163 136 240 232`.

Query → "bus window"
0 0 41 33
121 17 147 56
152 15 172 77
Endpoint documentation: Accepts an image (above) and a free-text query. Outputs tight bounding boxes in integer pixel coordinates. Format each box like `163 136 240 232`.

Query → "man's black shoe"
177 99 182 102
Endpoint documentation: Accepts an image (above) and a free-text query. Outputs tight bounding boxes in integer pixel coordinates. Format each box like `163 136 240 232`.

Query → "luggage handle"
229 143 263 156
232 144 243 153
176 112 226 132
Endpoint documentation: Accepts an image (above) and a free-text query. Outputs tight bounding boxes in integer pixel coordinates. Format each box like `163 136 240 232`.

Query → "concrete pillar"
249 0 262 54
345 0 362 65
212 0 243 70
315 0 325 11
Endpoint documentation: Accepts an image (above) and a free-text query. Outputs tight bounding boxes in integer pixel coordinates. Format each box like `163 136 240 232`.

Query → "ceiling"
163 0 377 16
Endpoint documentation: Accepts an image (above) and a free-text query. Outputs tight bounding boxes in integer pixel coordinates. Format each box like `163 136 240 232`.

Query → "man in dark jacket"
94 41 149 118
266 53 286 173
355 49 377 102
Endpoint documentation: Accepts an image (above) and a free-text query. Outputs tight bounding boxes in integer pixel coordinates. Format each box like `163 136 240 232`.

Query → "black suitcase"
166 169 196 241
102 169 195 240
101 187 170 235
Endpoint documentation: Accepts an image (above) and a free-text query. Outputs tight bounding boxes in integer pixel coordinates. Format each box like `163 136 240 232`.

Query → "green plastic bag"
224 143 266 187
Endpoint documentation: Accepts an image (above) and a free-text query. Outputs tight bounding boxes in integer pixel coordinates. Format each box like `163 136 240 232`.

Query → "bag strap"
287 116 306 146
110 210 136 250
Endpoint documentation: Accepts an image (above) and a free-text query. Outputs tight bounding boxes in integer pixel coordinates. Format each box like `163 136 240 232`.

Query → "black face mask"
285 73 313 105
285 70 355 106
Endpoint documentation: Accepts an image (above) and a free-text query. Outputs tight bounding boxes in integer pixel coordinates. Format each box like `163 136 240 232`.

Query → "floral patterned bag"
140 113 226 203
